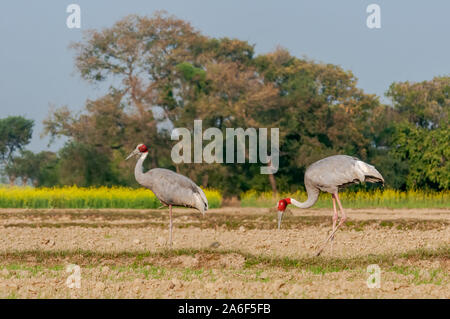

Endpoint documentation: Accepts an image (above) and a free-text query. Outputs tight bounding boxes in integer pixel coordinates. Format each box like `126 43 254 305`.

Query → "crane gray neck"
134 152 149 185
290 187 319 209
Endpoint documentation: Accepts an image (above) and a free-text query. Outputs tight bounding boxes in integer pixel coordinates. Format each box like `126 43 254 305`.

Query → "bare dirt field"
0 207 448 298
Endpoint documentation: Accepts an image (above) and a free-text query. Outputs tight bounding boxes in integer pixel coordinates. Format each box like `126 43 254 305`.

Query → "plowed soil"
0 207 448 298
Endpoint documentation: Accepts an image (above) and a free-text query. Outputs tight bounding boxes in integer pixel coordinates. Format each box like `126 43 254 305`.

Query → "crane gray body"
126 144 208 248
277 154 384 255
134 153 208 214
289 155 384 209
305 154 384 194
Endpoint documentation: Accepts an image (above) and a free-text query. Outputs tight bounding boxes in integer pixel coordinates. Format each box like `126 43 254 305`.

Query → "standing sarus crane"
276 155 384 256
126 144 208 247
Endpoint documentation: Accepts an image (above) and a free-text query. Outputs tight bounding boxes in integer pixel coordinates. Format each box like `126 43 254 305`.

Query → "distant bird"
277 155 384 256
126 144 208 247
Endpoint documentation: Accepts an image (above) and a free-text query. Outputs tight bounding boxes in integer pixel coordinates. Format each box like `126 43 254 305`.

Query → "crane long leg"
330 194 338 254
335 193 347 226
316 192 347 256
169 205 173 248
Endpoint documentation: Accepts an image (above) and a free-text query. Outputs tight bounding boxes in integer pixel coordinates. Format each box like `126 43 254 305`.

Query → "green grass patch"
389 265 447 285
2 246 447 273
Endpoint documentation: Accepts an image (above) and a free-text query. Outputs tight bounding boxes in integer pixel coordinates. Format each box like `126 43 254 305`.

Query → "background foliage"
1 13 449 197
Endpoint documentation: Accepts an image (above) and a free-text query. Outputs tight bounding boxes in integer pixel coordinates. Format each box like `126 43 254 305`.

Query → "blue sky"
0 0 449 152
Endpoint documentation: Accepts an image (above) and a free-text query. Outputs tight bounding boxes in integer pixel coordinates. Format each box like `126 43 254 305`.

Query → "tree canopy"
0 116 34 162
3 13 448 193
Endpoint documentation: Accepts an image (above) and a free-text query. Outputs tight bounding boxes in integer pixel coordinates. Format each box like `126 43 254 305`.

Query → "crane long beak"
277 210 283 230
125 150 139 160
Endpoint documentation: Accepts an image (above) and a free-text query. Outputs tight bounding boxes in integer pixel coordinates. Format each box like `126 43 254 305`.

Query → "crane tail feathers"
356 160 384 184
194 187 208 214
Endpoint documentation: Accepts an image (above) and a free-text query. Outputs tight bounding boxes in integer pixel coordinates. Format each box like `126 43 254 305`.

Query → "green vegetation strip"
1 246 448 273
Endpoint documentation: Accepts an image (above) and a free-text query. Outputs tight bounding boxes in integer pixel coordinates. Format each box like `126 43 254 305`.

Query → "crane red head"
277 198 291 211
276 198 291 230
138 144 148 153
126 143 149 160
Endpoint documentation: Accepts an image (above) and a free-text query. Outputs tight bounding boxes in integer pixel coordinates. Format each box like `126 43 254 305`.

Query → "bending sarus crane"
277 155 384 256
126 144 208 247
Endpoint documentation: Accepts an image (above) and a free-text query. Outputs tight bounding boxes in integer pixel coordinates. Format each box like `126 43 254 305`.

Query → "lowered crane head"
276 198 291 230
126 144 148 160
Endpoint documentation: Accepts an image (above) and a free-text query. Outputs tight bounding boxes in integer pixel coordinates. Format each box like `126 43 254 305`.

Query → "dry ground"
0 207 448 298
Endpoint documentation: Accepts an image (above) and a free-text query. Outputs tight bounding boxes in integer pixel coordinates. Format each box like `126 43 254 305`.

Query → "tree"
171 58 279 195
57 142 119 187
253 48 380 192
0 116 34 184
386 76 449 129
363 104 408 189
390 124 449 189
386 76 450 190
44 13 278 192
43 12 207 187
33 151 59 187
3 150 60 187
70 11 204 155
41 13 447 194
4 150 35 186
0 116 34 162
